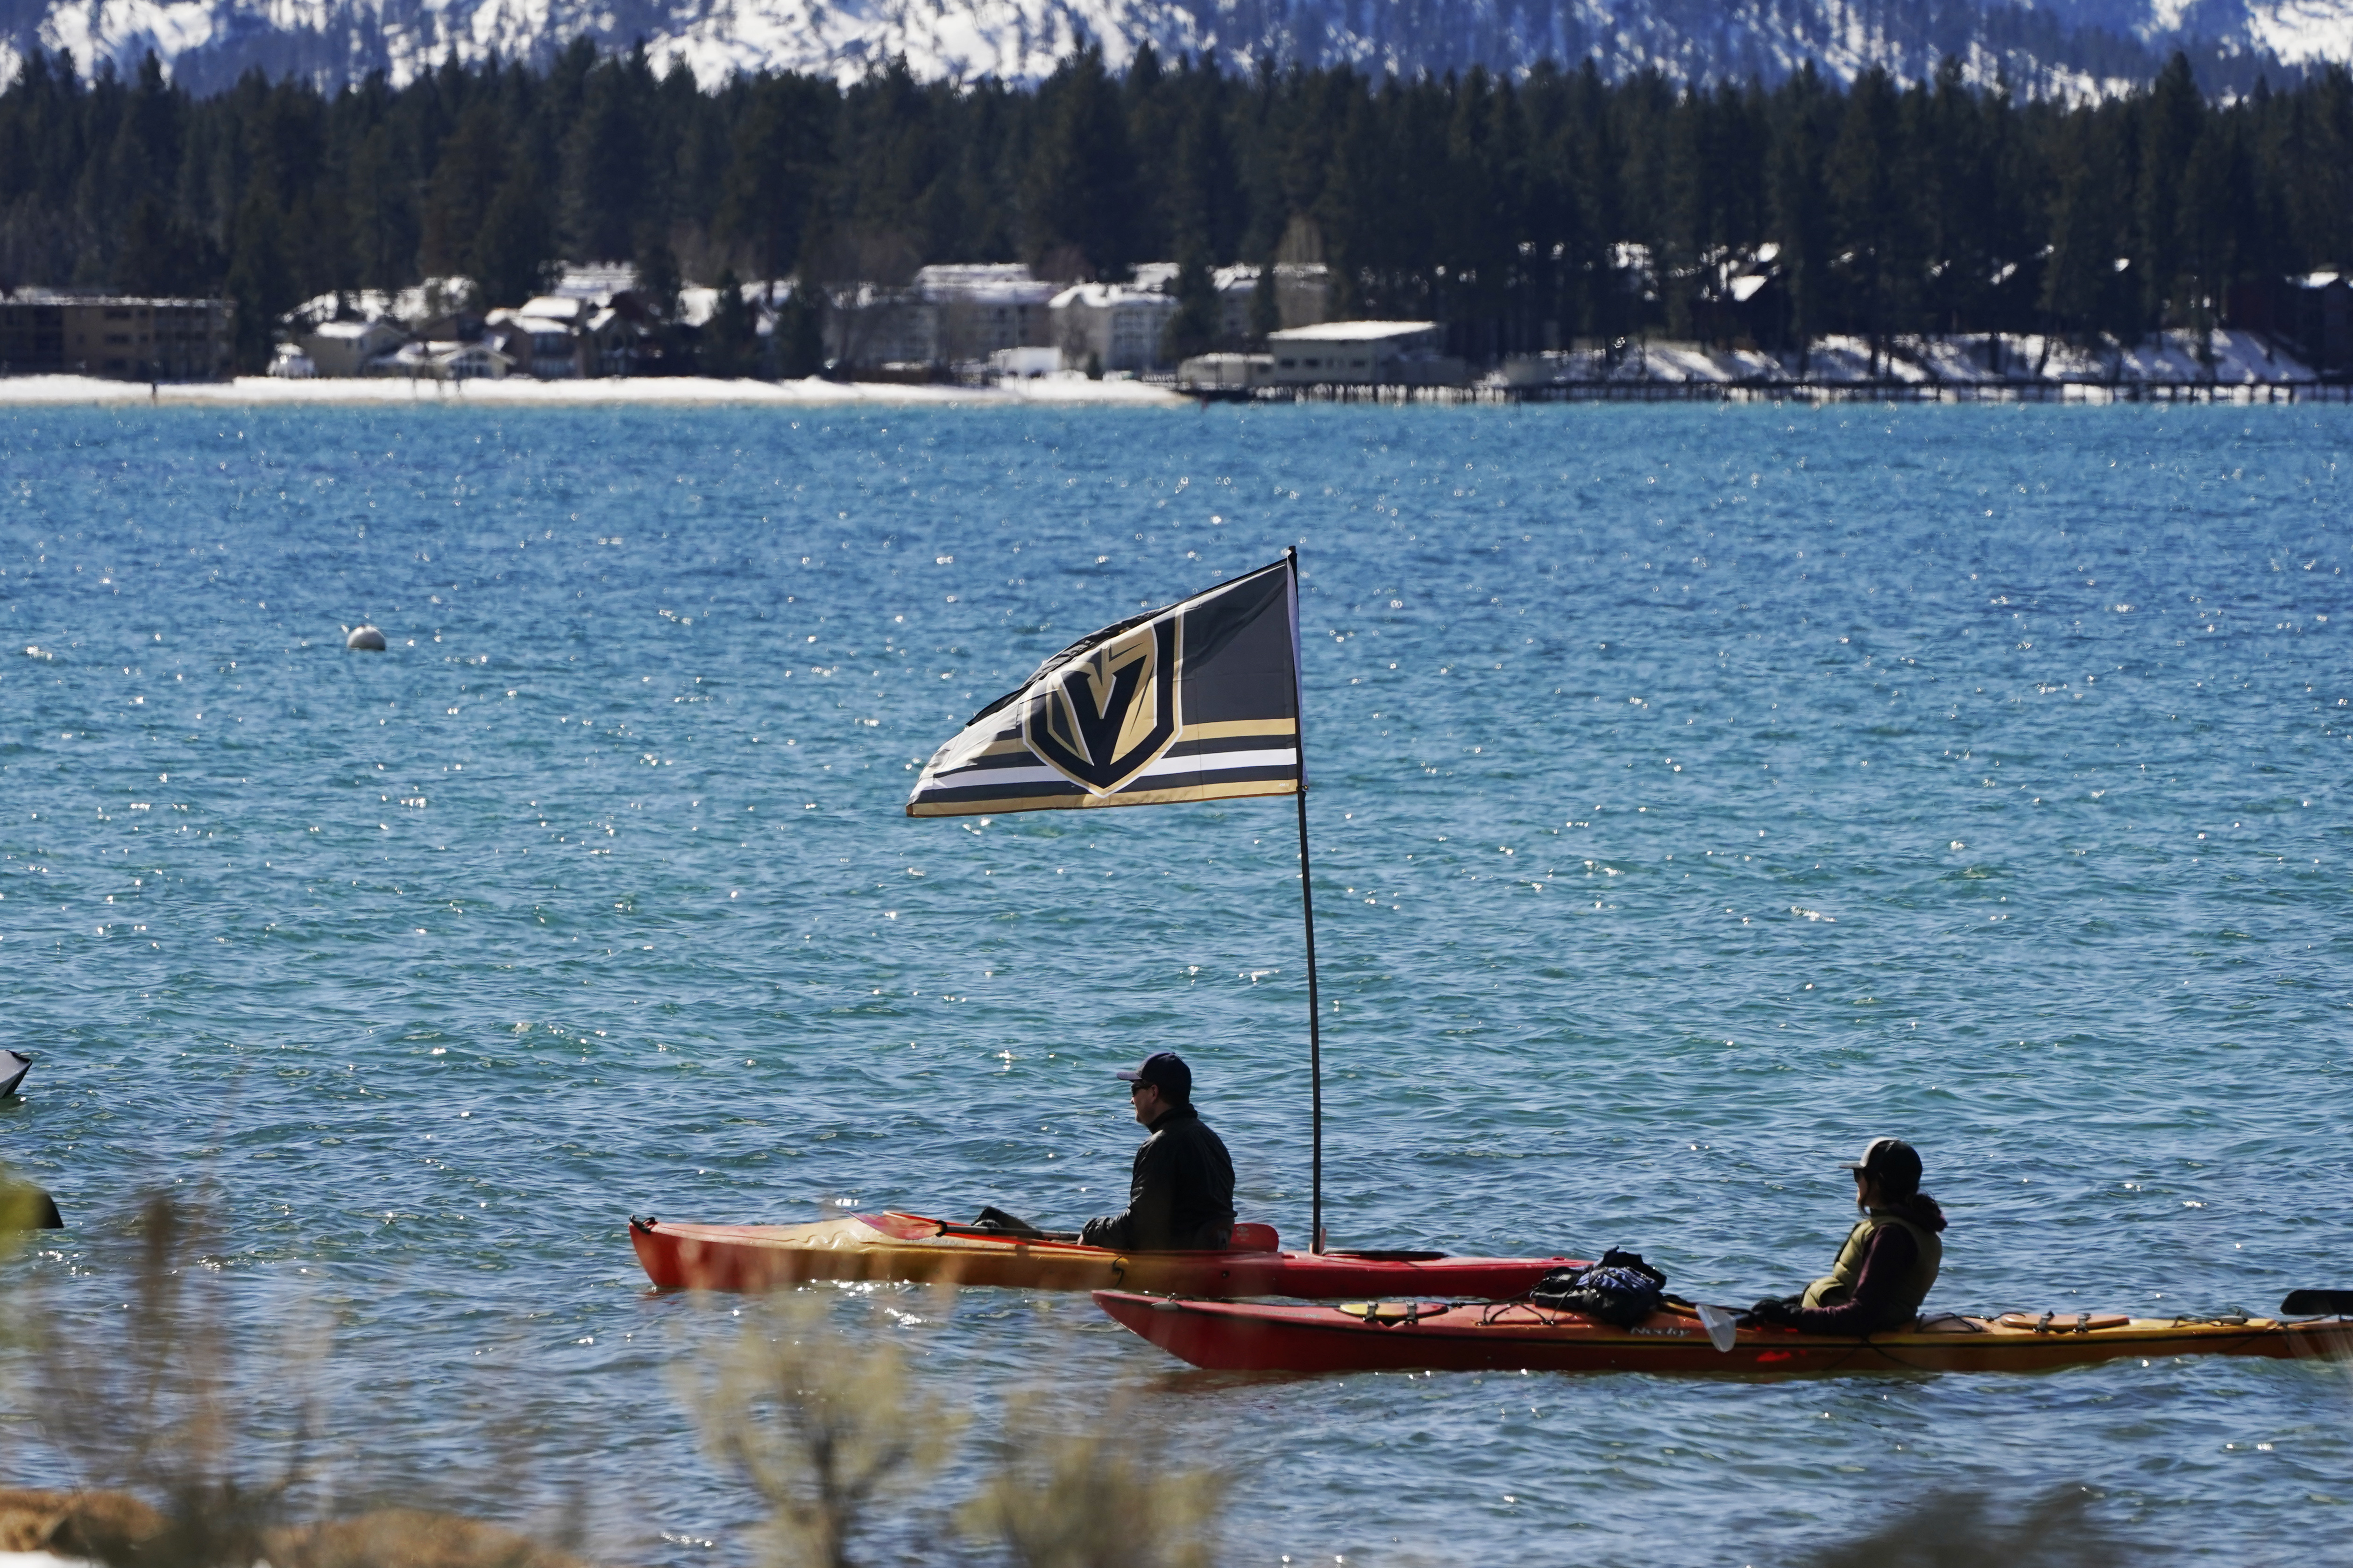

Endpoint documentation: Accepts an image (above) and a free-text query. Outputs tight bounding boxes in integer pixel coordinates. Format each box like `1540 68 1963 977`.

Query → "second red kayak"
630 1211 1580 1299
1094 1290 2353 1376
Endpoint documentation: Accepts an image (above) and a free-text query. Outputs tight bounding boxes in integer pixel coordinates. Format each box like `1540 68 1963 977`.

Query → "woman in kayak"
1747 1137 1947 1335
1080 1052 1236 1251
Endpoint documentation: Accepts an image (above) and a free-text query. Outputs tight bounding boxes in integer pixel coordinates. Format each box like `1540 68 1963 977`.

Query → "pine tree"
2176 116 2247 362
1163 249 1219 362
774 282 826 377
473 166 555 308
223 186 294 369
702 265 754 376
2139 52 2205 335
713 73 835 283
1024 44 1138 277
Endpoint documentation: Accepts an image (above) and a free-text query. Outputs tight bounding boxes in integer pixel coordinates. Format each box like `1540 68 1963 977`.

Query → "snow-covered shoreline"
3 328 2337 410
0 373 1192 409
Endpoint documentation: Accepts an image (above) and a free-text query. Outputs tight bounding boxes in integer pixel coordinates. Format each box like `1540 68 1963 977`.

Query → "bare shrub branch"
962 1392 1224 1568
1804 1488 2136 1568
679 1293 964 1568
6 1190 324 1568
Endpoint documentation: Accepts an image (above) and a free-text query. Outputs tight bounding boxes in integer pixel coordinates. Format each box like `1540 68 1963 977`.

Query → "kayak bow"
1093 1290 2353 1376
629 1212 1579 1299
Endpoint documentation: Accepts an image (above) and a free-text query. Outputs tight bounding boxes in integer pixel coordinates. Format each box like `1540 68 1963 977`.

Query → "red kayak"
629 1212 1580 1299
1095 1290 2353 1376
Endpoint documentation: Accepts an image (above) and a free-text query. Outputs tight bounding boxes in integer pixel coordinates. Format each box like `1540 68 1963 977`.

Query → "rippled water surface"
2 400 2348 1563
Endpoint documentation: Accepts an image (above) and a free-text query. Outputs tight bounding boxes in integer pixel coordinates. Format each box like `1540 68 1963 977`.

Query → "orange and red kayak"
1094 1290 2353 1376
629 1212 1579 1298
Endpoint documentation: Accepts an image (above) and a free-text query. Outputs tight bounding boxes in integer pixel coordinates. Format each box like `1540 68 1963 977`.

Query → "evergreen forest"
3 40 2351 370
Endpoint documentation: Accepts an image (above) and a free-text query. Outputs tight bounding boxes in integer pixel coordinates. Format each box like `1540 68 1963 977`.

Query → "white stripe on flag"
921 748 1299 793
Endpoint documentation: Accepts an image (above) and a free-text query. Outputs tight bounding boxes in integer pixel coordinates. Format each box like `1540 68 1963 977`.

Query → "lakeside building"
921 264 1056 363
299 318 406 377
0 290 234 380
485 296 596 379
1174 352 1271 391
1177 319 1463 392
824 282 935 369
280 265 657 380
1050 282 1180 373
285 278 479 335
1265 321 1465 386
375 339 515 380
2226 271 2352 372
1212 262 1333 338
824 265 1056 371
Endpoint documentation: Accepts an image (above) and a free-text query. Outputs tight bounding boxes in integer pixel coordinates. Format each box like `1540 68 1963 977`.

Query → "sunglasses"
1127 1081 1152 1097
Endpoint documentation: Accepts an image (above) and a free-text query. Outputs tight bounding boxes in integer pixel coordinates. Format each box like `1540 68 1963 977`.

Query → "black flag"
907 559 1303 817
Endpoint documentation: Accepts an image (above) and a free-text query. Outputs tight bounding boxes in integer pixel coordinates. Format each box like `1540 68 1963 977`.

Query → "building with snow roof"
1263 320 1464 386
486 306 585 378
298 318 408 377
918 264 1055 362
1050 282 1180 373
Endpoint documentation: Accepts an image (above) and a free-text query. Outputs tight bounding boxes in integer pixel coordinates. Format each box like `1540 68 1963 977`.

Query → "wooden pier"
1193 378 2353 406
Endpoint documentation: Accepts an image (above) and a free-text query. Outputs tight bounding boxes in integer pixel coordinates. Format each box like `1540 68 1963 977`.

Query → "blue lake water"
1 399 2347 1563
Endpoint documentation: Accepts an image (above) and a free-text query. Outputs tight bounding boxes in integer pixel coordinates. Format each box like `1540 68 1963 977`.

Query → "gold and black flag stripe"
907 559 1303 818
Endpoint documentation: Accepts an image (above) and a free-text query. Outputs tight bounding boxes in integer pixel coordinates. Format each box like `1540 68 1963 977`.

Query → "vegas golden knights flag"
907 558 1303 817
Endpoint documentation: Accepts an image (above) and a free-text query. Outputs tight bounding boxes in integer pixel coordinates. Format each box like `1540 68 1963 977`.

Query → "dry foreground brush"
0 1188 1231 1568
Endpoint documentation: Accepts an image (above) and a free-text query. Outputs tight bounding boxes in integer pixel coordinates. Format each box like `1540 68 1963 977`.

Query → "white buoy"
347 624 387 650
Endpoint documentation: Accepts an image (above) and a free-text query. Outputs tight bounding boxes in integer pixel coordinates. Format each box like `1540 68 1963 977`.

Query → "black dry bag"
1529 1248 1668 1328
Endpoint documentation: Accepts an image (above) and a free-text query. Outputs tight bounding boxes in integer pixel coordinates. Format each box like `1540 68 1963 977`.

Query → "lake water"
1 399 2347 1563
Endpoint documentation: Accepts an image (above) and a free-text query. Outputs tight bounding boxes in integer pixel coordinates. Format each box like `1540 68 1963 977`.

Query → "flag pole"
1285 548 1325 1254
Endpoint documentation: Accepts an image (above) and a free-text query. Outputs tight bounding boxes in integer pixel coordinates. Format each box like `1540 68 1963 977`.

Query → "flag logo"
907 558 1303 818
1025 617 1180 793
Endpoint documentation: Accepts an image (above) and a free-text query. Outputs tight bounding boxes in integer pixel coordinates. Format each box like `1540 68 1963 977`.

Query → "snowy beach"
0 371 1193 409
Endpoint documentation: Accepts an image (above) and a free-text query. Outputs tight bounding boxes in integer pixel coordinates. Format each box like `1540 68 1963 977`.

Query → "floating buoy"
347 624 387 651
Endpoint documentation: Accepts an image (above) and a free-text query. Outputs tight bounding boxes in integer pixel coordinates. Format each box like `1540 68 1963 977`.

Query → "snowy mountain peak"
3 0 2348 97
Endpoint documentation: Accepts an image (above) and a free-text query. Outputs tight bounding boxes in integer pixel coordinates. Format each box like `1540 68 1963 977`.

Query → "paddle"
2280 1290 2353 1316
950 1207 1080 1242
1694 1302 1741 1353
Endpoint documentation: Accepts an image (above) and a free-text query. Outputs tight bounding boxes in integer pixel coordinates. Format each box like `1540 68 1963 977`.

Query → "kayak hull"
629 1213 1577 1299
1093 1292 2353 1376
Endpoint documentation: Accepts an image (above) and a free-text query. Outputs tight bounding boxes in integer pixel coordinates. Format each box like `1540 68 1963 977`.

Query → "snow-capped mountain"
2 0 2346 94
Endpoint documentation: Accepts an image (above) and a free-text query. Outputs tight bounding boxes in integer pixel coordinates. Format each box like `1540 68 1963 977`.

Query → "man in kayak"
1746 1137 1947 1335
1080 1052 1236 1251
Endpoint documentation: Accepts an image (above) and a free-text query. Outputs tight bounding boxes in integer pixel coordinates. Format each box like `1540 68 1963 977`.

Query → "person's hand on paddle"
1743 1296 1799 1328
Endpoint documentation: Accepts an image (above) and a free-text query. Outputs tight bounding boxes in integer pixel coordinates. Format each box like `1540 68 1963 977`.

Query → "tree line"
2 40 2350 371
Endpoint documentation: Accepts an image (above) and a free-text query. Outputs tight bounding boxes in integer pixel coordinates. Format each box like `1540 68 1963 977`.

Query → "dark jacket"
1080 1103 1236 1251
1780 1193 1948 1335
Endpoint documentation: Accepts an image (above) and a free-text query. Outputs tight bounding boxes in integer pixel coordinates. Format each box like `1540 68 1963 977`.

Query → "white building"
825 283 932 369
1175 352 1271 392
1211 263 1331 338
1264 320 1465 386
370 339 513 380
551 262 641 303
1049 283 1180 374
486 302 585 379
917 264 1056 363
298 318 406 377
990 346 1064 379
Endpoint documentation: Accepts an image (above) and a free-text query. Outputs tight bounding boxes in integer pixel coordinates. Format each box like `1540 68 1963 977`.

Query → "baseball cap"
1114 1051 1192 1099
1842 1137 1923 1189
